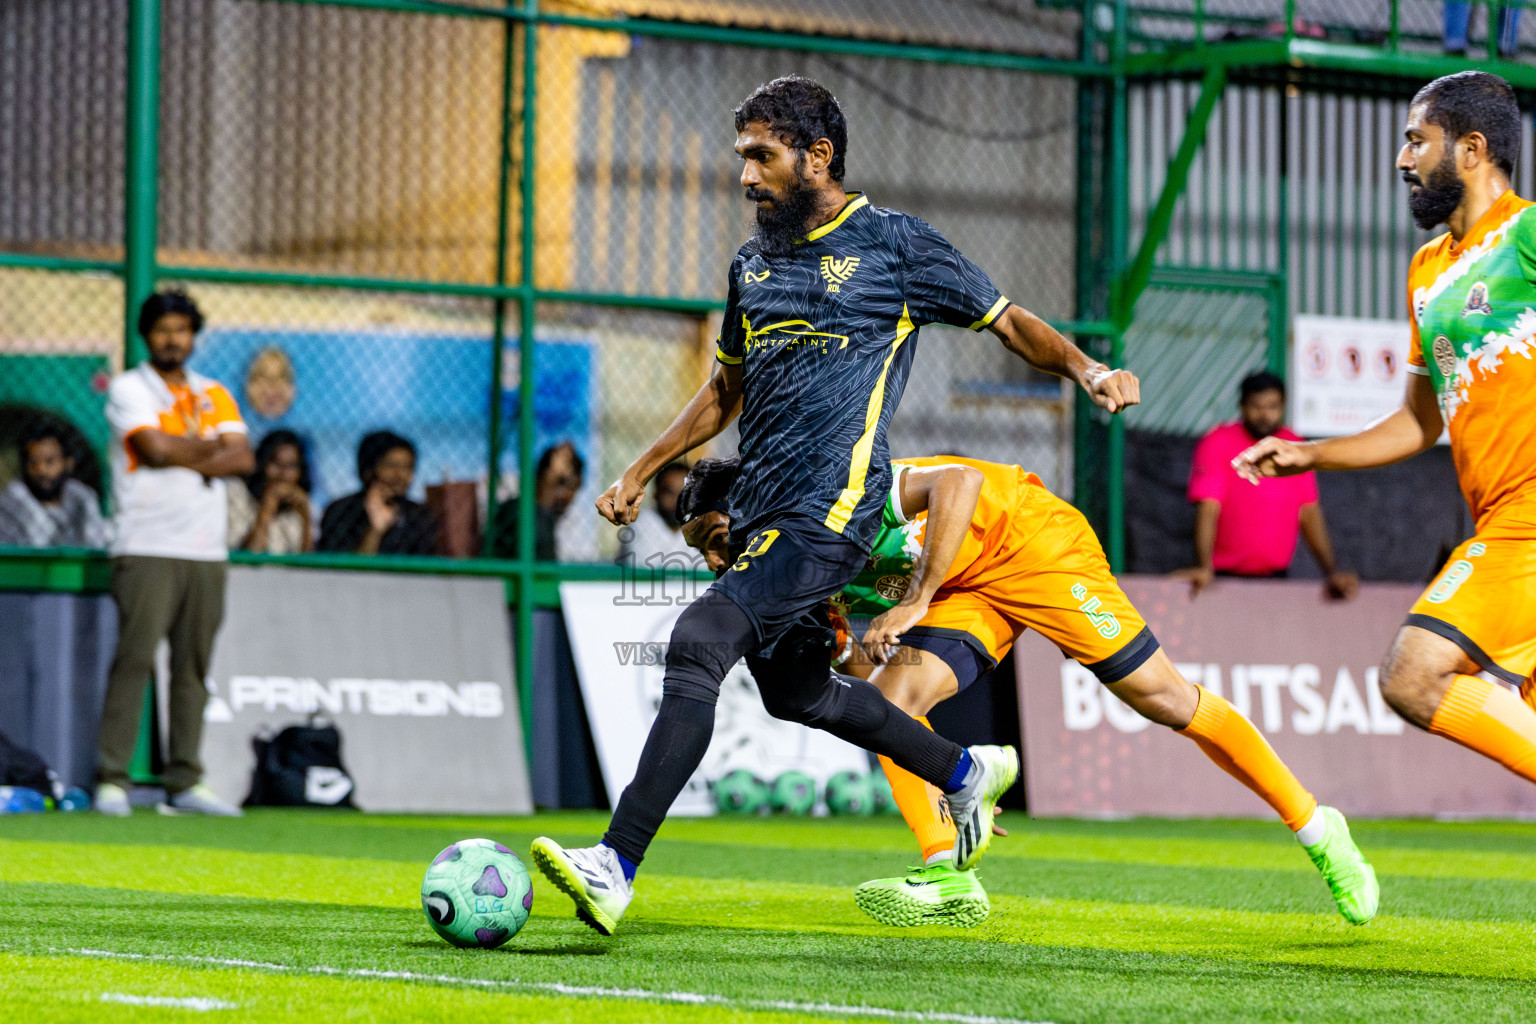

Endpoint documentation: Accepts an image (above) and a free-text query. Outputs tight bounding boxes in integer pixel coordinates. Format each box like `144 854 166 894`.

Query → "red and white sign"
1291 315 1419 437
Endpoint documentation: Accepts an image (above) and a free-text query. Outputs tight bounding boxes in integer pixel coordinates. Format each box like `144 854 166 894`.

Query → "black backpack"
243 717 357 808
0 730 60 799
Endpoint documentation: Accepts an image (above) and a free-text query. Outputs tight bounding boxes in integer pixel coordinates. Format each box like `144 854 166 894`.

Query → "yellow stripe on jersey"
970 296 1010 331
824 304 917 535
801 193 870 243
715 345 742 365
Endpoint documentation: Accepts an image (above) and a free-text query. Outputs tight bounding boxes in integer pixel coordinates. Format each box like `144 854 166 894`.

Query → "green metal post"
485 7 518 558
125 0 162 368
1388 0 1401 53
1099 0 1131 570
1108 65 1128 572
1272 86 1291 377
514 4 539 762
125 0 163 780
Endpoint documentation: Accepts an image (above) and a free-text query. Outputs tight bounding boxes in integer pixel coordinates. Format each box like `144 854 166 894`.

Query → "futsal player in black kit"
533 76 1139 935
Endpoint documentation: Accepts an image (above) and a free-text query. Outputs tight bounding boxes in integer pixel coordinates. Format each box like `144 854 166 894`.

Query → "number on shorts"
1071 582 1122 640
732 529 780 573
1426 559 1474 605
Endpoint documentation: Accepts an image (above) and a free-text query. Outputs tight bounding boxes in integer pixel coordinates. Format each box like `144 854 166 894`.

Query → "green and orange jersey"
833 455 1051 616
1407 189 1536 530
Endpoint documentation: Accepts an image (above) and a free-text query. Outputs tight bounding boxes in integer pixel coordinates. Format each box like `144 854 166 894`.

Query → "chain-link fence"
0 0 1100 570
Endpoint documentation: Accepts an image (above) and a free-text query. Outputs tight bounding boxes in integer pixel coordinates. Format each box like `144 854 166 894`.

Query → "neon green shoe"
945 745 1019 870
854 861 990 928
1302 806 1379 925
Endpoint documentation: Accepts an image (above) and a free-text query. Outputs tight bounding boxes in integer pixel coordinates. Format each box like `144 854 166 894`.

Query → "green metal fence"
7 0 1536 714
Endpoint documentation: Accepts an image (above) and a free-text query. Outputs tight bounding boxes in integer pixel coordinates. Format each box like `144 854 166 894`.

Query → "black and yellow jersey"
716 192 1008 550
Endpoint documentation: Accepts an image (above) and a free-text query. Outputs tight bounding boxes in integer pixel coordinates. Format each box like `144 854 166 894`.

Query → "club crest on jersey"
1463 281 1493 317
819 255 860 292
874 575 910 602
1432 335 1457 379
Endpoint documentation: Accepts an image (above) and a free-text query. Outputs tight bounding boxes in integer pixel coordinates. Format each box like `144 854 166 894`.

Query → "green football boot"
1302 805 1379 925
945 744 1019 870
854 861 990 928
530 837 633 936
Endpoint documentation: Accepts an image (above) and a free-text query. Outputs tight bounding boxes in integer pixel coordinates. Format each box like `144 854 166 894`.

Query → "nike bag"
243 717 357 808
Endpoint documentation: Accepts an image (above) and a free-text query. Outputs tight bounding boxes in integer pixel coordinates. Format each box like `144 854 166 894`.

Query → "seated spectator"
318 430 440 555
492 441 584 560
619 461 692 567
0 422 108 549
228 429 314 554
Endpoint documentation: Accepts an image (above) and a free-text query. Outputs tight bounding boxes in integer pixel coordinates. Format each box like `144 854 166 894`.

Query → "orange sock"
1430 675 1536 783
879 716 956 862
1178 685 1318 830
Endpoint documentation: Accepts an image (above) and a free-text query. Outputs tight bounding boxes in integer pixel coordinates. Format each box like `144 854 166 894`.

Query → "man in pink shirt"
1181 372 1357 600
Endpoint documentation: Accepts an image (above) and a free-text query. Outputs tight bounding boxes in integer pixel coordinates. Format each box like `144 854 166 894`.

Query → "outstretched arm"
987 305 1140 413
863 463 984 663
597 361 744 525
1233 372 1441 482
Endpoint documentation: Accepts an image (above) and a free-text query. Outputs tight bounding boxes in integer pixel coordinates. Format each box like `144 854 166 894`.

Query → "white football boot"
943 745 1019 870
530 837 633 936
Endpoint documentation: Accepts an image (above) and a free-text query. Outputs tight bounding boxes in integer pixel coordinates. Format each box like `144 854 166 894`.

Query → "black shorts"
713 514 869 650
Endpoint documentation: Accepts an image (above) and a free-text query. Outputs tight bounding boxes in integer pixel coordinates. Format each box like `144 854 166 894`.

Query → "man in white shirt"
0 422 108 549
96 290 254 818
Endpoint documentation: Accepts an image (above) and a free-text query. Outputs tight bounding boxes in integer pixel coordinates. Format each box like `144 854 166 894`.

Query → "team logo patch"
1432 335 1457 379
743 269 771 284
1462 281 1493 317
819 255 860 292
874 575 910 602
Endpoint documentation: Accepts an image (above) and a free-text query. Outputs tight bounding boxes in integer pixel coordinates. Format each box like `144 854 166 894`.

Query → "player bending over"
680 456 1380 928
1236 71 1536 795
531 75 1138 936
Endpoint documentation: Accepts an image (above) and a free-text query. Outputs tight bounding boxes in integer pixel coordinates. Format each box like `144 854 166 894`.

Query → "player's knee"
755 625 838 724
663 593 755 701
1379 628 1459 725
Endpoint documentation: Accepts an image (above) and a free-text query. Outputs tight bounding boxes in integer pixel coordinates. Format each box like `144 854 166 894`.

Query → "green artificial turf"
1 810 1533 1022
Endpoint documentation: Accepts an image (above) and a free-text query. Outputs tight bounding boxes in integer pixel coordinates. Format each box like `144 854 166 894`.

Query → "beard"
1406 153 1466 231
747 155 821 257
24 475 65 503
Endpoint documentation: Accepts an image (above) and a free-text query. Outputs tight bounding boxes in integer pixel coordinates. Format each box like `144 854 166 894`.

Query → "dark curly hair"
356 430 416 484
136 289 205 338
249 429 313 501
734 76 847 182
678 456 741 524
1413 71 1522 177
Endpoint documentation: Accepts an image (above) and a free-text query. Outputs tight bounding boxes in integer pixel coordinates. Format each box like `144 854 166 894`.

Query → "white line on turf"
60 947 1057 1024
100 993 237 1011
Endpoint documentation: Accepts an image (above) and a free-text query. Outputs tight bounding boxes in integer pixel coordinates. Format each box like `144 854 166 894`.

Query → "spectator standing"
1444 3 1520 60
228 429 314 554
97 291 254 818
492 441 584 560
0 422 109 548
619 461 691 567
1181 371 1358 600
317 430 440 555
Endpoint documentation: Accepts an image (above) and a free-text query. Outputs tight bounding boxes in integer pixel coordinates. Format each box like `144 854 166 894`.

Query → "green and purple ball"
420 838 532 948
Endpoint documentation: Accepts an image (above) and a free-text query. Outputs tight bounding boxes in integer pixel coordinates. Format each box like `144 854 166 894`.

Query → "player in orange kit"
678 455 1379 928
1235 72 1536 794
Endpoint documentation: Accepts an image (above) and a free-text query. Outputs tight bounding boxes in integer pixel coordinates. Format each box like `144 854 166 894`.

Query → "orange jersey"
1407 190 1536 529
850 456 1147 669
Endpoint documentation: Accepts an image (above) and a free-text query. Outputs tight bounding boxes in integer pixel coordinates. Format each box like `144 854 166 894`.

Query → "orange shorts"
1407 529 1536 685
906 484 1155 683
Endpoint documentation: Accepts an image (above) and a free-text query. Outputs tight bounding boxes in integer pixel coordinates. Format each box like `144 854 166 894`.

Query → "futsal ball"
420 838 532 949
824 771 876 816
769 771 816 815
869 770 901 815
714 769 771 814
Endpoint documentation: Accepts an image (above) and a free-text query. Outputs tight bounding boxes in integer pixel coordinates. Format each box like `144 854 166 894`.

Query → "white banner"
201 566 532 814
1291 314 1419 438
559 581 869 816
